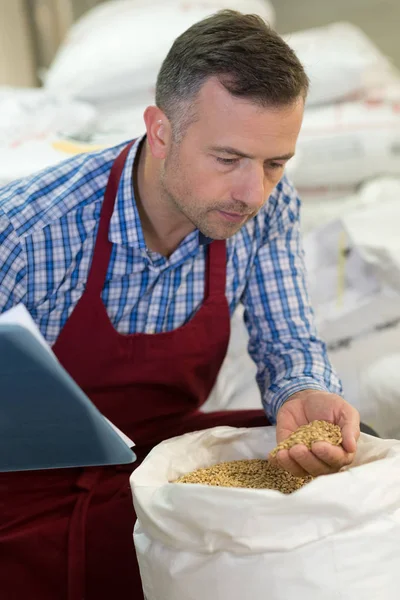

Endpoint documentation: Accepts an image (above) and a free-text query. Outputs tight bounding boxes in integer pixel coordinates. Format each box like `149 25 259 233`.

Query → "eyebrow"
209 146 295 161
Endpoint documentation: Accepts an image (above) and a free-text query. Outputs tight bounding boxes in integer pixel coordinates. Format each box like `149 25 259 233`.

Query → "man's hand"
269 390 360 477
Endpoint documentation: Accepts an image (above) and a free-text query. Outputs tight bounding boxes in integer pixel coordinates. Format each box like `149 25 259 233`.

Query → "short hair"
155 10 309 139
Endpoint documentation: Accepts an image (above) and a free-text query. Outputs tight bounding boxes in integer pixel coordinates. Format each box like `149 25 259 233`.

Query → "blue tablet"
0 324 136 472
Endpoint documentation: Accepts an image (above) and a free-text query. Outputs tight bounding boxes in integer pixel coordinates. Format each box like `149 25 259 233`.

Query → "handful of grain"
174 421 343 494
269 420 342 458
175 459 313 494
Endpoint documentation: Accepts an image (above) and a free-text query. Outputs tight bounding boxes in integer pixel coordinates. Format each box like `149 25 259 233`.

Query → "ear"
143 106 171 160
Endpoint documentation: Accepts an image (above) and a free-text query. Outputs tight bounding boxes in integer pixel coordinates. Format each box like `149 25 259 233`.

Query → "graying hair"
155 10 309 140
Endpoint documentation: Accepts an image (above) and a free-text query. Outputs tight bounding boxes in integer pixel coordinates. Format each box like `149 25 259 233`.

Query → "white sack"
300 188 360 234
352 69 400 104
287 100 400 188
131 426 400 600
0 87 101 186
304 227 400 345
0 87 96 147
322 320 400 424
285 22 394 106
0 138 105 186
202 305 261 413
44 0 275 104
360 354 400 439
87 103 146 146
301 177 400 346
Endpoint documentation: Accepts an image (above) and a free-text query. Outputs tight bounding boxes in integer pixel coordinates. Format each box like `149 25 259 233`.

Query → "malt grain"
175 459 312 494
270 420 342 458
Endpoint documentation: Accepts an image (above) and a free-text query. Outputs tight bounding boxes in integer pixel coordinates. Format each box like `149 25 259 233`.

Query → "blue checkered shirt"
0 136 341 422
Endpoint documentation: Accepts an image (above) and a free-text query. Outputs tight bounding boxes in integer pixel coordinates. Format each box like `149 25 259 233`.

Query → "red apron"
0 142 268 600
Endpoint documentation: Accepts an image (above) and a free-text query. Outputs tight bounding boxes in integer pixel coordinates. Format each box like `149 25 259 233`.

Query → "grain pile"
175 459 312 494
175 420 343 494
269 420 342 458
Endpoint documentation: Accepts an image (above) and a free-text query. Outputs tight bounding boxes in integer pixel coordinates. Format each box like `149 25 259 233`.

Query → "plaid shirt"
0 136 341 422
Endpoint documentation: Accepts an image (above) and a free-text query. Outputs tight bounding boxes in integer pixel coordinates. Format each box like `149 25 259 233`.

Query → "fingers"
340 420 360 454
311 441 354 469
269 442 354 478
337 404 361 453
270 449 310 478
288 444 338 476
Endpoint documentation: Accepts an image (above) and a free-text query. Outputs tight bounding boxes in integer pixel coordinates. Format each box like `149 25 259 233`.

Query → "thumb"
340 413 360 453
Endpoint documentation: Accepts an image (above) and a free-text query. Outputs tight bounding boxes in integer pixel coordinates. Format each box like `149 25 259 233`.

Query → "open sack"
130 425 400 600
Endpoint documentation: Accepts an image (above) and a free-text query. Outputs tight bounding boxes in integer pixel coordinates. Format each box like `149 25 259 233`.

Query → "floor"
271 0 400 68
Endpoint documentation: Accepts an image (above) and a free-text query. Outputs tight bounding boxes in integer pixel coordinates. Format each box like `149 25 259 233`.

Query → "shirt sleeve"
0 211 27 312
241 177 342 423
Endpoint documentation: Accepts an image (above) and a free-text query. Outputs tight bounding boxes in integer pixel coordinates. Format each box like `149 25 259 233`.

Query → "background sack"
284 22 395 106
286 100 400 188
360 354 400 439
303 178 400 346
44 0 275 104
131 426 400 600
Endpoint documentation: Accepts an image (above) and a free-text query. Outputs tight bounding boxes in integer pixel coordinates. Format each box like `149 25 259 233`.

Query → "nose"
232 164 266 211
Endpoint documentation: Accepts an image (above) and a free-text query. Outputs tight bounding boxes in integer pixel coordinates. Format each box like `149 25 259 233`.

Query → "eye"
268 162 285 170
215 157 240 166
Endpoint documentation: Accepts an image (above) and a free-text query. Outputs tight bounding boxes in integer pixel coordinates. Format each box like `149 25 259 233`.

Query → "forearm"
257 338 342 422
242 176 342 423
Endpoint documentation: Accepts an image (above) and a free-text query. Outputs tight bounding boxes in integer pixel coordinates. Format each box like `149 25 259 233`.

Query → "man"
0 10 359 600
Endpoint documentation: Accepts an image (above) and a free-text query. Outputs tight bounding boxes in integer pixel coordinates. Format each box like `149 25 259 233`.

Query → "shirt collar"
109 135 147 249
108 134 214 249
199 233 213 246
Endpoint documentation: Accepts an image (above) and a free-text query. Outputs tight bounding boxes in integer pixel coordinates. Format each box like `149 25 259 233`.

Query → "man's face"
160 77 304 240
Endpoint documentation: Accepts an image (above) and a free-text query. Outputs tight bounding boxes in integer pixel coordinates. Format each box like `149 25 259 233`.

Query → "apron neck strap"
86 140 227 300
86 141 135 294
205 240 227 298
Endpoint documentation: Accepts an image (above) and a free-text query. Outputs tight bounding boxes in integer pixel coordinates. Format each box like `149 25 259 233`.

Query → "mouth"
218 210 249 224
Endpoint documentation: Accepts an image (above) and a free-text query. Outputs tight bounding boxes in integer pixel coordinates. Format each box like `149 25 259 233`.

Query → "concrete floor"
271 0 400 68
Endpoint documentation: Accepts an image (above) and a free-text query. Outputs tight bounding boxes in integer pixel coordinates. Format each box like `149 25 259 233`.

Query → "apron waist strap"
68 469 102 600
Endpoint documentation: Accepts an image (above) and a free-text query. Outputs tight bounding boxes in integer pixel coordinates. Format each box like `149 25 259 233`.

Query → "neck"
134 140 195 257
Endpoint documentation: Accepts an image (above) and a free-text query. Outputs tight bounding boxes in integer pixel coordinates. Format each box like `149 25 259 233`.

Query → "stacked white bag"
131 425 400 600
303 177 400 344
288 100 400 188
0 87 96 144
0 87 99 185
44 0 275 142
360 354 400 439
285 22 396 107
301 177 400 430
283 22 400 201
202 304 261 413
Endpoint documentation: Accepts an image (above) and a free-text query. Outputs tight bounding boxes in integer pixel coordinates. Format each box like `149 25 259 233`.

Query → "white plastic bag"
86 102 146 146
131 426 400 600
300 188 360 234
285 22 394 106
0 138 105 186
303 177 400 345
0 87 97 147
0 87 101 185
44 0 275 104
202 305 261 413
360 354 400 439
287 100 400 188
